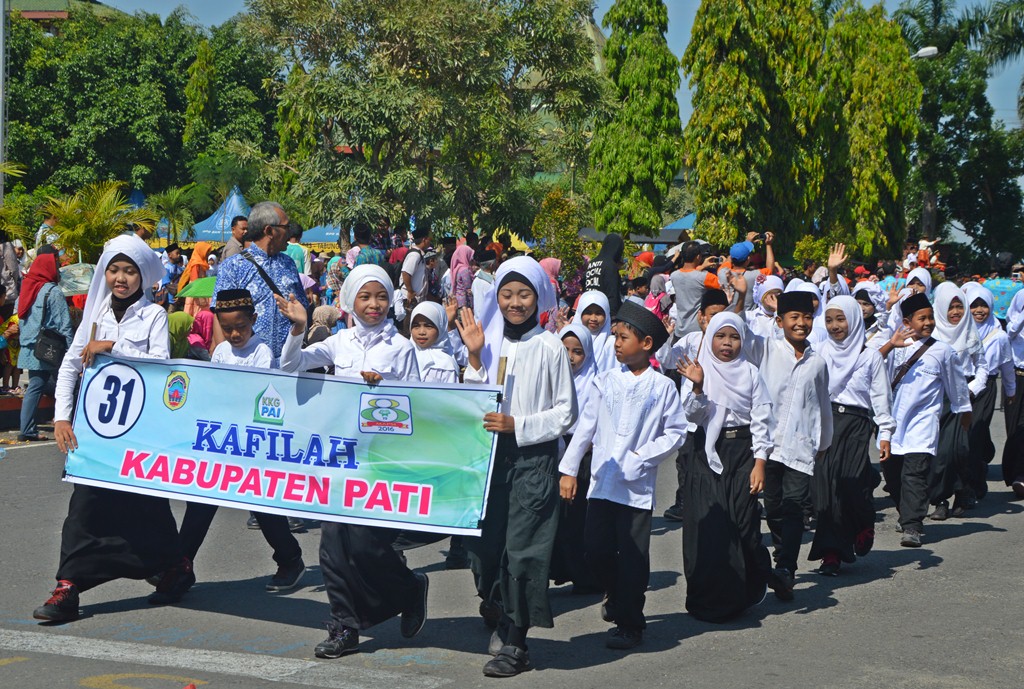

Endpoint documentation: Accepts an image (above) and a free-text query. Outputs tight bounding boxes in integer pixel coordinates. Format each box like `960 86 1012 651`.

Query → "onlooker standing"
983 252 1023 323
0 230 22 305
36 213 58 249
284 222 311 275
16 253 73 442
398 226 432 322
671 242 722 337
585 233 625 315
221 215 248 260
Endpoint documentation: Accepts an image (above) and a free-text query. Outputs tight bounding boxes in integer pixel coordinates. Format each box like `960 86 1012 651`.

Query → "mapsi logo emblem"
254 383 285 425
163 371 190 411
359 393 413 435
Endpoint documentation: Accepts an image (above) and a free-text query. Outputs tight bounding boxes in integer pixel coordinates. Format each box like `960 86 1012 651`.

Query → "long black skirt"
808 408 875 563
928 402 969 504
56 484 181 593
683 428 771 623
550 447 598 589
1001 370 1024 485
968 379 998 497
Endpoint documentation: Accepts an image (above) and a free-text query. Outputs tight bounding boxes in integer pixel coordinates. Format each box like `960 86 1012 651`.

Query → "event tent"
191 187 251 243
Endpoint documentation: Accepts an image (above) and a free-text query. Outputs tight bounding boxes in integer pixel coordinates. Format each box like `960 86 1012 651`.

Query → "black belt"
721 425 751 439
831 402 871 419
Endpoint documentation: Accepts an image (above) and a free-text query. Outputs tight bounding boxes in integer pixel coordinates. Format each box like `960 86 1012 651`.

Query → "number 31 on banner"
82 363 146 439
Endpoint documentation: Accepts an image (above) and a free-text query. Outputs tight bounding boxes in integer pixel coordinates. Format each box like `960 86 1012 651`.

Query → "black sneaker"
400 572 429 638
817 553 840 577
929 501 949 521
482 645 532 677
266 558 305 592
951 492 976 517
854 528 875 557
488 617 510 656
1013 480 1024 499
287 517 306 533
600 594 615 622
662 504 685 522
769 567 795 601
606 627 643 650
148 558 196 605
479 599 502 629
246 513 260 530
900 529 922 548
33 580 79 622
314 623 359 659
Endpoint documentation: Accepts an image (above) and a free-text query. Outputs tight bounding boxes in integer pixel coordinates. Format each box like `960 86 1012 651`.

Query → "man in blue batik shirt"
213 201 308 358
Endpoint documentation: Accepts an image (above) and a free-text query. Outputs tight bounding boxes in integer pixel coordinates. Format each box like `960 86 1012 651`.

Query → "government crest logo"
254 383 285 426
163 371 190 411
359 393 413 435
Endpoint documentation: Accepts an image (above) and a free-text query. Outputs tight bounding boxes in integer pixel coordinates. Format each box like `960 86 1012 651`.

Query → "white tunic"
978 328 1017 397
887 338 972 455
464 324 577 447
559 366 687 510
831 348 896 443
211 337 275 369
55 297 169 422
279 326 420 382
655 330 702 433
682 386 773 461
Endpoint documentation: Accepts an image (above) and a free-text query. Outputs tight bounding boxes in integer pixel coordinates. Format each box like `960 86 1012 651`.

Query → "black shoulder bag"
239 251 283 297
34 284 68 367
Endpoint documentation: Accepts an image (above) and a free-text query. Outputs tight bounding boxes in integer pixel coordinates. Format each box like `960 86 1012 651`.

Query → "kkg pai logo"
253 383 285 426
163 371 190 411
359 394 413 435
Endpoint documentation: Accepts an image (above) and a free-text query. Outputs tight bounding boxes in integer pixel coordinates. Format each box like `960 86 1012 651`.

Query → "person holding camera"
671 241 725 338
718 232 776 314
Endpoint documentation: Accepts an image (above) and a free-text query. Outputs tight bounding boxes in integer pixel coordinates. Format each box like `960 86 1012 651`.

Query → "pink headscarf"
539 257 561 288
187 310 214 351
450 244 475 278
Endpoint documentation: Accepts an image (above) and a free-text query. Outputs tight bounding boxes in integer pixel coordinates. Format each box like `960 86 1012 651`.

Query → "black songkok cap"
700 288 730 312
776 290 815 315
213 288 255 313
615 300 669 351
901 292 932 319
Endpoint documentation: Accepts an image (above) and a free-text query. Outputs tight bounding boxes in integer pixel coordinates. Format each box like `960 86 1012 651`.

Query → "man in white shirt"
399 227 432 323
750 290 832 602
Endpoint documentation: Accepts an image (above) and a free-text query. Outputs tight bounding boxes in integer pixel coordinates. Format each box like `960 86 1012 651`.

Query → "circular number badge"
83 363 146 439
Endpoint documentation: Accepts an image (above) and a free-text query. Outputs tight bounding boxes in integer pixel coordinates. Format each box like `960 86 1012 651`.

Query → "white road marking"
1 441 59 451
0 629 449 689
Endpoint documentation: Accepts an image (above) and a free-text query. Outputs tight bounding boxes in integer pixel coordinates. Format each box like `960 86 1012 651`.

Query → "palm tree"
146 184 198 245
967 0 1024 120
44 182 160 263
0 163 30 246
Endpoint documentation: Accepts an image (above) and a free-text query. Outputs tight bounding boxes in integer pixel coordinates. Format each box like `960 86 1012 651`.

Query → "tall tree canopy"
585 0 683 237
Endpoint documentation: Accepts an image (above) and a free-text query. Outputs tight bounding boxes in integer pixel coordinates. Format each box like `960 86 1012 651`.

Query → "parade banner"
64 355 502 536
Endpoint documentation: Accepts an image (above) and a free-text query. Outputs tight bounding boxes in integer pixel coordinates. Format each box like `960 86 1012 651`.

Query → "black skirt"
928 402 968 504
808 406 876 563
550 446 598 588
56 485 182 593
968 378 998 496
1002 370 1024 485
683 427 771 623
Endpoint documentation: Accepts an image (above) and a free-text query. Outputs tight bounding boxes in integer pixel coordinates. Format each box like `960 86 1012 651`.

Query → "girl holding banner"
34 234 190 622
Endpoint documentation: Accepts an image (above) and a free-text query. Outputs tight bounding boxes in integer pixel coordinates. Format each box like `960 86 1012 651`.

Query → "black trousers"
882 453 932 532
763 461 810 572
1002 370 1024 485
465 434 560 629
178 503 302 567
583 498 652 631
319 522 419 630
57 485 181 593
550 446 598 589
968 379 998 497
671 434 696 508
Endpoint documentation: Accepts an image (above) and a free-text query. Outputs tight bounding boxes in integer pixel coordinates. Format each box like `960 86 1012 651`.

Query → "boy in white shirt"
209 289 275 368
750 290 832 601
559 301 687 650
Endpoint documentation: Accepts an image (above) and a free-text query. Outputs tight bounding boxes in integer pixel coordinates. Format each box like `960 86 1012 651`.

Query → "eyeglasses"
267 223 290 231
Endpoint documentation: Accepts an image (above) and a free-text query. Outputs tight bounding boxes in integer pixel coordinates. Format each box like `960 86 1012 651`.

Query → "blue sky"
104 0 1021 128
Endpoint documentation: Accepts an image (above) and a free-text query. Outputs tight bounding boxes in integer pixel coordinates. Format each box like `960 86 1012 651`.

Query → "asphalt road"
1 420 1023 689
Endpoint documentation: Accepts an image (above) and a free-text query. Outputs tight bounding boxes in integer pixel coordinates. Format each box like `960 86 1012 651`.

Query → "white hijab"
852 280 887 318
80 234 165 337
560 323 597 429
573 290 615 370
753 274 784 317
340 264 399 347
820 296 866 398
932 281 981 357
698 312 771 474
962 282 999 342
410 301 457 377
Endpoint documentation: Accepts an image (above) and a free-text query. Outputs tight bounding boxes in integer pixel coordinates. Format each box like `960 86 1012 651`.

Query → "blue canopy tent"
663 213 696 232
302 224 344 244
579 213 697 245
191 187 251 243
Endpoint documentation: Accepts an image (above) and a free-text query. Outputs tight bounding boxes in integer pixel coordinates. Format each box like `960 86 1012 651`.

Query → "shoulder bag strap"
891 337 936 391
240 251 283 297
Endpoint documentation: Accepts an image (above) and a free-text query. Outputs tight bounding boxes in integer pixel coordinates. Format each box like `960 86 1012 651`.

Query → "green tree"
531 187 588 275
970 0 1024 120
184 39 216 159
45 182 159 262
585 0 683 237
146 185 199 245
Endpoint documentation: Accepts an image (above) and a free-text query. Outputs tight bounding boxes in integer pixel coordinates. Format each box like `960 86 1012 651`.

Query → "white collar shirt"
279 326 420 383
831 348 896 443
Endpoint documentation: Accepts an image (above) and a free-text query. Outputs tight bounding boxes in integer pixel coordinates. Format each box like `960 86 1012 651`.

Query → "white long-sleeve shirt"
559 366 686 510
55 297 169 422
279 326 420 382
887 338 972 455
751 336 833 475
831 348 896 443
211 337 275 369
1008 299 1024 368
682 384 773 461
961 349 990 398
655 330 702 433
464 325 577 447
978 329 1017 397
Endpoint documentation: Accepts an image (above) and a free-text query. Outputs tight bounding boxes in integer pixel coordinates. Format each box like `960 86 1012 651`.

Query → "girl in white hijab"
409 301 458 383
750 274 783 339
37 234 185 623
572 290 617 371
886 266 933 332
790 280 828 345
927 281 985 520
275 263 427 659
456 255 576 677
677 311 773 622
808 296 894 575
852 281 890 348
